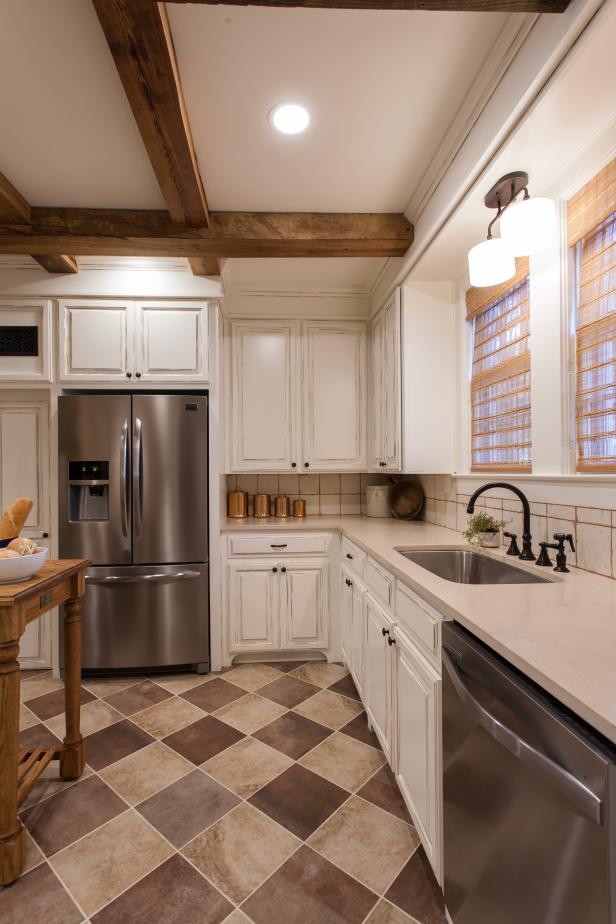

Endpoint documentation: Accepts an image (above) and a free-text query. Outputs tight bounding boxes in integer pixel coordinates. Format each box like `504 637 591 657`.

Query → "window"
466 260 531 472
568 157 616 472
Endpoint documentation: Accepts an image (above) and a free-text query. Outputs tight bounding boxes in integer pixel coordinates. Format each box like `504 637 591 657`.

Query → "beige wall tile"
237 474 258 495
547 504 576 520
320 495 341 515
434 500 446 527
320 474 341 495
299 473 319 495
341 494 361 515
341 474 361 494
304 495 320 515
445 501 457 531
257 474 279 495
576 523 612 576
577 507 611 527
278 473 300 495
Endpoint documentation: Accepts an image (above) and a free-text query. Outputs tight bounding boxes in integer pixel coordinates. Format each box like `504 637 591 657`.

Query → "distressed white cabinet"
59 299 210 384
281 560 329 649
227 561 278 653
136 302 209 382
302 322 367 471
227 319 367 472
364 593 395 763
229 321 300 472
395 625 442 882
0 300 52 383
371 291 401 471
340 568 354 667
349 576 366 699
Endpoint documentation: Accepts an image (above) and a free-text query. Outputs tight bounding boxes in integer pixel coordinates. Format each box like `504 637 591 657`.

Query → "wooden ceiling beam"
0 207 413 258
128 0 570 13
0 171 77 274
92 0 220 276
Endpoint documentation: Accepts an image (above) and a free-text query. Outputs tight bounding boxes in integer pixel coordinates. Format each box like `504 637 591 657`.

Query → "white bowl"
0 547 49 583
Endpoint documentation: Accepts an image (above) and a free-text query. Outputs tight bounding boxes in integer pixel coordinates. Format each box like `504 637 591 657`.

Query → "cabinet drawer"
341 537 366 576
366 556 394 609
395 582 441 666
228 533 329 556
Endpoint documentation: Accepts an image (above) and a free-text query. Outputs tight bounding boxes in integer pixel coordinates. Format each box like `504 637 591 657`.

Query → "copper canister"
254 494 271 518
228 490 247 518
293 498 306 518
274 495 290 518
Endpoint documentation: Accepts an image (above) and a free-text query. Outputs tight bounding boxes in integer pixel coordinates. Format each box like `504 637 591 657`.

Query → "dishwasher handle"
442 648 603 825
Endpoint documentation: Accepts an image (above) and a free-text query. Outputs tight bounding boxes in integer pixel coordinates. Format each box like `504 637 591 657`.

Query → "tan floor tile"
183 802 299 904
300 732 386 791
50 810 173 917
150 672 215 695
20 702 39 731
202 736 293 798
20 764 94 810
213 693 287 734
46 699 122 739
223 912 252 923
366 899 420 923
100 740 193 805
132 696 206 738
309 796 419 894
223 663 283 691
20 673 64 702
290 661 348 688
294 689 363 730
81 676 143 697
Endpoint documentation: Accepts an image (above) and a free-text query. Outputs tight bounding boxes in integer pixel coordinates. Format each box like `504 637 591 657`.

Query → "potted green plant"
463 511 505 549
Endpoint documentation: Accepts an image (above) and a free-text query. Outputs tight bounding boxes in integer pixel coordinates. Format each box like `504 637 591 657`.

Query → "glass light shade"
269 103 310 135
468 237 516 288
500 196 555 256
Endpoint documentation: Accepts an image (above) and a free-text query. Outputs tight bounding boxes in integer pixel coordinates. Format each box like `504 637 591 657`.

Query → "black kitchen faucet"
467 482 535 561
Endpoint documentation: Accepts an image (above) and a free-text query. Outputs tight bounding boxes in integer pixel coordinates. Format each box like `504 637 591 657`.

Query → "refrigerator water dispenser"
68 461 110 522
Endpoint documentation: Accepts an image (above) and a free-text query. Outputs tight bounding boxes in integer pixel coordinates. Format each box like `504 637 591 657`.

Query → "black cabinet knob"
281 566 287 573
304 462 309 468
291 462 297 468
346 553 353 560
42 532 49 538
381 627 390 637
345 578 352 587
126 372 132 378
387 636 396 646
136 372 142 379
272 567 278 573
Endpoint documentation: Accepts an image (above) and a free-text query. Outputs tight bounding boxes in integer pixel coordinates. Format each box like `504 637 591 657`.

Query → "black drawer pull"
270 544 287 548
346 553 353 560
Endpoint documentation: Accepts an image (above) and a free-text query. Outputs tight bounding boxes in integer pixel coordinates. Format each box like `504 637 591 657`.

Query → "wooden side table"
0 559 90 886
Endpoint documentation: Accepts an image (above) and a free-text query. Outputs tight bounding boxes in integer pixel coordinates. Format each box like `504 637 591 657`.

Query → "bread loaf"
7 537 37 556
0 498 33 540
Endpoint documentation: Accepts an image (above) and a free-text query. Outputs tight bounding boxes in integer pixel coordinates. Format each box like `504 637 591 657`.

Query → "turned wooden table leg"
0 639 25 886
60 598 84 780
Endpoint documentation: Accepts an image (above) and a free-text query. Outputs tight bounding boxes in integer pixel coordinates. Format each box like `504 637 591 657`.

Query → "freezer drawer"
66 563 209 671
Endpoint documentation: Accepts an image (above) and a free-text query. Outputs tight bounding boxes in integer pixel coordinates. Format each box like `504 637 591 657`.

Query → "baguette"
0 497 33 540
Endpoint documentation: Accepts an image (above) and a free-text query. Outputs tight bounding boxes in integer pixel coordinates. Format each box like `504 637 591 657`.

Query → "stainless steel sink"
396 548 550 585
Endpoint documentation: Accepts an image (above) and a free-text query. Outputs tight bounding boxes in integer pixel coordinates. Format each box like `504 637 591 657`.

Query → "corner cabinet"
59 299 210 384
371 290 401 471
227 320 367 472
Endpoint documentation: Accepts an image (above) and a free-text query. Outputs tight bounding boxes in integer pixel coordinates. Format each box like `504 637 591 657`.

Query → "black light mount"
484 171 529 239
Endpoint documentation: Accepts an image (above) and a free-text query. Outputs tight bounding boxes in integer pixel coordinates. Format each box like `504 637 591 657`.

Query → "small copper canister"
227 491 247 518
254 494 271 518
293 499 306 518
274 495 290 518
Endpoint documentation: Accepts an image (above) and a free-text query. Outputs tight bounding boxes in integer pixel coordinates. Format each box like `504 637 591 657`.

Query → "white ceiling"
169 5 508 213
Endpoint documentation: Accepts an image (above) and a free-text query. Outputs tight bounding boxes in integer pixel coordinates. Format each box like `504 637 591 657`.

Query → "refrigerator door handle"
133 416 143 535
86 570 201 586
120 419 129 538
442 649 603 825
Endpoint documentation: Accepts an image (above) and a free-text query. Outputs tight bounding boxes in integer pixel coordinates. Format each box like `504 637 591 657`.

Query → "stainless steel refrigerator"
59 393 209 673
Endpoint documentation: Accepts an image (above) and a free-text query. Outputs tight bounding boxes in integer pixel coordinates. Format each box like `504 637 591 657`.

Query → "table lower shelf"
17 747 59 805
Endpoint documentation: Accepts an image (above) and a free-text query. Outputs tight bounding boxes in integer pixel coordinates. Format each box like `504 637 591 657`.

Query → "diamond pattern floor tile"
249 763 349 840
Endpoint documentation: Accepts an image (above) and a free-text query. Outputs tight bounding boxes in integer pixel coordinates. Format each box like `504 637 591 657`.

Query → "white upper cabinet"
302 322 367 471
0 299 52 383
227 319 367 472
59 299 210 384
229 321 300 472
371 291 401 471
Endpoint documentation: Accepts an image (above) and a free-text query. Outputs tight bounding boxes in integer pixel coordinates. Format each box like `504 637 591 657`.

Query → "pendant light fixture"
468 171 555 287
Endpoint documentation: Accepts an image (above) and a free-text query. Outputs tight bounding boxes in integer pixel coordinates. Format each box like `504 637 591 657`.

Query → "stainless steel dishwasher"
442 622 616 924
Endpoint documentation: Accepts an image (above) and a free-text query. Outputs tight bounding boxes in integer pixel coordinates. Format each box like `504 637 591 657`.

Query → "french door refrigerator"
59 394 209 673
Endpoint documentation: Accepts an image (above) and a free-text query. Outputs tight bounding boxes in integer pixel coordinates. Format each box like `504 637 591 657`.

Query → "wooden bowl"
389 480 425 520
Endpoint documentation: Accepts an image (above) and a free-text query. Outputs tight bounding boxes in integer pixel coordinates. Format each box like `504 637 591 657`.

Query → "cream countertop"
222 514 616 745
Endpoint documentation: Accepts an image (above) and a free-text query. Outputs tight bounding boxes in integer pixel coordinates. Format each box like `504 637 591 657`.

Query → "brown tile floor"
1 661 447 924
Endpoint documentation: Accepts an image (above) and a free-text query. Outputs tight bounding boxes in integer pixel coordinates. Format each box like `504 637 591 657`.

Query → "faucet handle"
553 532 575 553
503 531 520 556
536 542 553 567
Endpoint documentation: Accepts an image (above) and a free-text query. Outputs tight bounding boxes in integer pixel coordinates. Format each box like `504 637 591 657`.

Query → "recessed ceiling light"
269 102 310 135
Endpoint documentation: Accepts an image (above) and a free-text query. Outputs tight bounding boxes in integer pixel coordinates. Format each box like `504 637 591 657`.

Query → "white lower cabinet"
281 560 329 649
228 561 278 653
349 576 366 700
395 626 443 883
340 568 354 666
364 593 395 763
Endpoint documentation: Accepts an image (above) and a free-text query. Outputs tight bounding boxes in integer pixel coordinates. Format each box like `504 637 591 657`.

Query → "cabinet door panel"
282 560 328 649
340 569 353 668
228 563 277 652
137 303 209 381
302 322 367 471
365 594 394 762
371 311 385 468
0 403 49 538
60 300 133 381
231 322 299 471
383 295 401 469
350 580 366 698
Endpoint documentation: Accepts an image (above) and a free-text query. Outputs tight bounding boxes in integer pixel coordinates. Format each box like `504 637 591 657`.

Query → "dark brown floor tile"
0 861 82 924
242 845 378 924
91 853 232 924
180 677 245 712
328 673 362 702
138 769 239 847
358 765 412 823
24 686 96 721
257 675 320 709
340 711 382 751
253 711 332 760
385 846 446 923
163 715 244 765
84 719 155 771
21 774 126 857
19 724 62 750
249 763 348 840
104 679 172 716
261 661 307 673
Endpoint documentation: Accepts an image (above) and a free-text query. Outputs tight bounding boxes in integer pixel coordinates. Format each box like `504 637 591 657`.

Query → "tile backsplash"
418 474 616 580
226 473 367 516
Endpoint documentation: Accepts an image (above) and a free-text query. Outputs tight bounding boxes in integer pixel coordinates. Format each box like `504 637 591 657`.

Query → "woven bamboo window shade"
466 258 531 473
568 157 616 472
